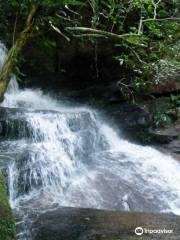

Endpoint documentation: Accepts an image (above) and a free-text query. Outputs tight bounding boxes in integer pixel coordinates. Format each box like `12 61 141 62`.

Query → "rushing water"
1 42 180 239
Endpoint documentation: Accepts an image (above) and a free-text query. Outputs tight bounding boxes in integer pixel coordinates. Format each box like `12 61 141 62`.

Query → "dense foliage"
0 0 179 122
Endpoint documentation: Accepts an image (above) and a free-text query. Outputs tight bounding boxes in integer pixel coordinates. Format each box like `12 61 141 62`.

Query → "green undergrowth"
0 170 15 240
153 95 180 128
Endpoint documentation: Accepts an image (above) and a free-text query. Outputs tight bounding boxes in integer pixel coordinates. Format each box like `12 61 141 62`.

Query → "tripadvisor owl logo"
134 226 173 235
135 227 143 236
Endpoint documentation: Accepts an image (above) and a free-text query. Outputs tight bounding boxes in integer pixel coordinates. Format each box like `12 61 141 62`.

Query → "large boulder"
148 123 180 144
31 207 180 240
167 140 180 154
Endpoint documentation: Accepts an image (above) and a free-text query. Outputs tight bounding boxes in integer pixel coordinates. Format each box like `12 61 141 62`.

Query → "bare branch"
130 48 146 64
138 17 180 34
65 5 81 16
12 12 18 45
142 17 180 23
49 21 70 42
66 27 147 47
66 27 140 39
138 18 143 35
138 3 143 35
152 0 162 20
56 14 76 23
72 34 106 38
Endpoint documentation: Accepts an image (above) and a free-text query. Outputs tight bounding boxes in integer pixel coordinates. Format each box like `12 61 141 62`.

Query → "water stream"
1 42 180 240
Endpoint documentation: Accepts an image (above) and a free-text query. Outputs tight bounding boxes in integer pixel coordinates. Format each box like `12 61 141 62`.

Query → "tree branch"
138 17 180 34
72 34 105 38
142 17 180 23
66 27 139 40
0 4 39 100
66 27 147 47
49 21 70 42
12 12 18 45
152 0 162 20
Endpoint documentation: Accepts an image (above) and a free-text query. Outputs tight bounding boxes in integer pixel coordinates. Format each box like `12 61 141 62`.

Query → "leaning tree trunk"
0 4 38 101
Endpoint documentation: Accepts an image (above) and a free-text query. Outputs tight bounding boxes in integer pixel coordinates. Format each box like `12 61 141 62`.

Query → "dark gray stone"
148 127 179 144
31 207 180 240
167 140 180 154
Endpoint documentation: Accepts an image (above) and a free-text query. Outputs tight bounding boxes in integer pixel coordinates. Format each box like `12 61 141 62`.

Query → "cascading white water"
1 42 180 239
4 83 180 213
5 91 180 213
0 42 7 67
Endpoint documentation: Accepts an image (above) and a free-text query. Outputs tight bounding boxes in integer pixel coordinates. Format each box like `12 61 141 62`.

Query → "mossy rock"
0 170 15 240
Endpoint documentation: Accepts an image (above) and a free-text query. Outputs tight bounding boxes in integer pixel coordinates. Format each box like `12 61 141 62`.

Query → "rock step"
0 106 95 140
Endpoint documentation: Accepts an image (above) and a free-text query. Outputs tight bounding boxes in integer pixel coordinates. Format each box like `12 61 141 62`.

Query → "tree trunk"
0 4 38 101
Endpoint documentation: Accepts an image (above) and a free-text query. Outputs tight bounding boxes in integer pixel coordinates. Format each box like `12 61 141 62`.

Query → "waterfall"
5 96 180 214
0 42 180 239
0 42 7 68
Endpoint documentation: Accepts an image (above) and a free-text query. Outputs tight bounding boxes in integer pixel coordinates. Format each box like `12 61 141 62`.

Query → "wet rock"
105 104 152 128
0 107 28 139
0 107 96 140
102 103 153 144
0 106 25 120
31 207 180 240
167 140 180 154
148 126 179 144
14 150 43 198
150 76 180 96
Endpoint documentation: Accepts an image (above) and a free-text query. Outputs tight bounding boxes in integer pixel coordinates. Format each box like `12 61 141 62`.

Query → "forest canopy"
0 0 179 102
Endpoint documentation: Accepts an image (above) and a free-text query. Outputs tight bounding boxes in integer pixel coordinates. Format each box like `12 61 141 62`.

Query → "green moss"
0 170 15 240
